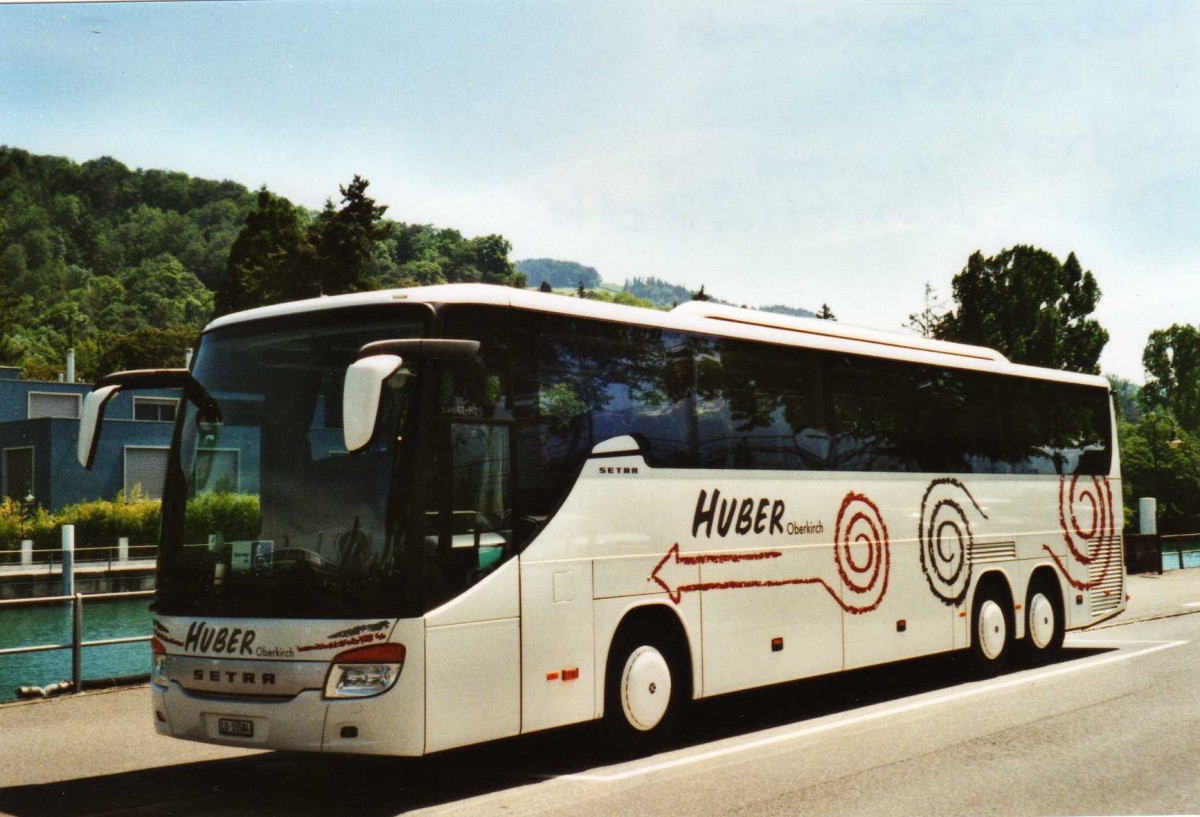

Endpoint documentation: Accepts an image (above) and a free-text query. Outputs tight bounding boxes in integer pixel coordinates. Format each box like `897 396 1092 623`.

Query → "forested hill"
521 266 819 318
0 147 524 381
515 258 601 290
0 147 816 382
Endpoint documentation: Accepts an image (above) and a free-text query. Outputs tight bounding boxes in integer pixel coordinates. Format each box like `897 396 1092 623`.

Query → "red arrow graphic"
649 491 892 614
650 542 836 605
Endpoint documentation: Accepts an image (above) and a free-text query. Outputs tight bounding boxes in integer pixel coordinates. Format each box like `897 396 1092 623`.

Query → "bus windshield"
155 306 428 618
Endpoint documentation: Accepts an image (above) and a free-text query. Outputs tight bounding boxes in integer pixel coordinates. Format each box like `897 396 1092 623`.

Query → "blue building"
0 364 181 511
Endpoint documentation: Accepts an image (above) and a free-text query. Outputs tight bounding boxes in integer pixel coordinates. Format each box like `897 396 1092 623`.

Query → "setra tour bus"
78 284 1125 755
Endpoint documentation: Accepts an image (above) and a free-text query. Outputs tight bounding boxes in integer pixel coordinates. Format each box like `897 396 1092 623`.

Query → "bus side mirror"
344 354 404 453
78 385 121 469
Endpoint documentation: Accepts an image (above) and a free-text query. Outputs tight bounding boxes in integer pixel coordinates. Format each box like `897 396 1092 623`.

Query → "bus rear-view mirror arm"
78 368 216 469
343 339 481 454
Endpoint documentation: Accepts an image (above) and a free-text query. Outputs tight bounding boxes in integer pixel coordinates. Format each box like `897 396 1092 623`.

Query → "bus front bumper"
152 682 425 756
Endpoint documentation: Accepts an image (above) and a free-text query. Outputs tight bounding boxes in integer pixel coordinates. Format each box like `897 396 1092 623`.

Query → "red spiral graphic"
1043 475 1117 590
834 492 890 615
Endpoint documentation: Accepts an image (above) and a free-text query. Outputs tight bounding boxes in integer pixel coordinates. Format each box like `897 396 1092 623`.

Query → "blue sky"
3 0 1197 381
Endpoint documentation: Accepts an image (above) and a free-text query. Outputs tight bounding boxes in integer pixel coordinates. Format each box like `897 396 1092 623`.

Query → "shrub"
1 490 261 562
184 492 261 542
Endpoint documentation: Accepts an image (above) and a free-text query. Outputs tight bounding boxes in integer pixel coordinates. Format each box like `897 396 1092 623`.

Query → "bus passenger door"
423 420 522 753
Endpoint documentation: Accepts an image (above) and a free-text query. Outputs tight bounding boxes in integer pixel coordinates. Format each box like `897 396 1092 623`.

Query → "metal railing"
0 538 156 570
0 589 154 695
1124 532 1200 575
1160 533 1200 571
0 525 156 599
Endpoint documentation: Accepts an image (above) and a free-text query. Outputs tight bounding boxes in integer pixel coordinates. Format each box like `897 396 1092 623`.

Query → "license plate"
218 718 254 738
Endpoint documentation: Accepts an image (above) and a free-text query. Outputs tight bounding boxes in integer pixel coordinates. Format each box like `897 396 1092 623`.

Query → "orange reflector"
150 636 165 655
958 611 967 618
562 668 579 682
771 637 784 652
332 643 406 664
1014 604 1022 610
546 671 560 681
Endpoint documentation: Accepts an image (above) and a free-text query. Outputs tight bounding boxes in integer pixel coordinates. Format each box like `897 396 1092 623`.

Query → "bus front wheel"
970 582 1013 675
603 628 683 746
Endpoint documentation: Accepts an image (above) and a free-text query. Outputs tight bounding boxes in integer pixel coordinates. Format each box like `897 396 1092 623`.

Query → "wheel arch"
1026 563 1066 608
967 568 1017 646
595 600 698 720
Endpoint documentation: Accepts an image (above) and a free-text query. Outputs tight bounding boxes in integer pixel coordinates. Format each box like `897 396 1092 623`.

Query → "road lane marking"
1183 602 1200 608
1067 637 1185 644
561 639 1188 783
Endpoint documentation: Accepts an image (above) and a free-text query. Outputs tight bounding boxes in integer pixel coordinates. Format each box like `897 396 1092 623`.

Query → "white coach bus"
79 284 1124 755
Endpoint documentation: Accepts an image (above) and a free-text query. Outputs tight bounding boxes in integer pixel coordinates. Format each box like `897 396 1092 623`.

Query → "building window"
3 447 34 501
133 397 179 423
124 446 169 501
28 392 81 419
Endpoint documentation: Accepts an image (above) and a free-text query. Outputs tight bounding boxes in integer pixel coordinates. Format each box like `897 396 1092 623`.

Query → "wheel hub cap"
1029 593 1055 650
978 599 1007 660
621 646 672 731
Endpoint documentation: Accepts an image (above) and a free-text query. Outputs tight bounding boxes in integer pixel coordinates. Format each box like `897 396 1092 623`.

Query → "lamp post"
20 489 35 567
1150 413 1183 527
20 489 34 532
1144 413 1183 572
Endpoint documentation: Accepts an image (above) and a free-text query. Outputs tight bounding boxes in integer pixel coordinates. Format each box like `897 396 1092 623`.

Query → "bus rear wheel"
970 582 1013 675
1025 579 1065 658
603 628 684 746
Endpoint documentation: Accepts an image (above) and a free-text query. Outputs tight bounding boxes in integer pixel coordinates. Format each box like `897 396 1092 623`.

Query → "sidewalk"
1098 566 1200 627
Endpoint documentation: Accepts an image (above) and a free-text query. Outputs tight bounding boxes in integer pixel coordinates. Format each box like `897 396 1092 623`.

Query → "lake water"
0 596 154 703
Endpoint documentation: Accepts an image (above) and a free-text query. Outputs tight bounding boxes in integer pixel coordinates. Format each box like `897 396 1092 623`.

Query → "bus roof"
204 284 1110 389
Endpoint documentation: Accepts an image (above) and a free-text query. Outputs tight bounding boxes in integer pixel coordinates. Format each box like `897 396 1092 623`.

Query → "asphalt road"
0 571 1197 817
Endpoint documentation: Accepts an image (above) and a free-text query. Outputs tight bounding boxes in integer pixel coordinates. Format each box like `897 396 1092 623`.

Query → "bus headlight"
151 637 169 688
324 643 406 699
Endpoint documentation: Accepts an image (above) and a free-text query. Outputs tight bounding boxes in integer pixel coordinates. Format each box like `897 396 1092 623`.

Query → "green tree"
461 234 522 286
815 303 836 321
1117 414 1200 533
905 281 946 338
1106 375 1143 424
121 253 214 327
937 247 1107 373
81 275 135 332
89 325 198 377
308 175 389 296
1141 323 1200 433
214 188 312 315
44 301 89 348
0 283 20 363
